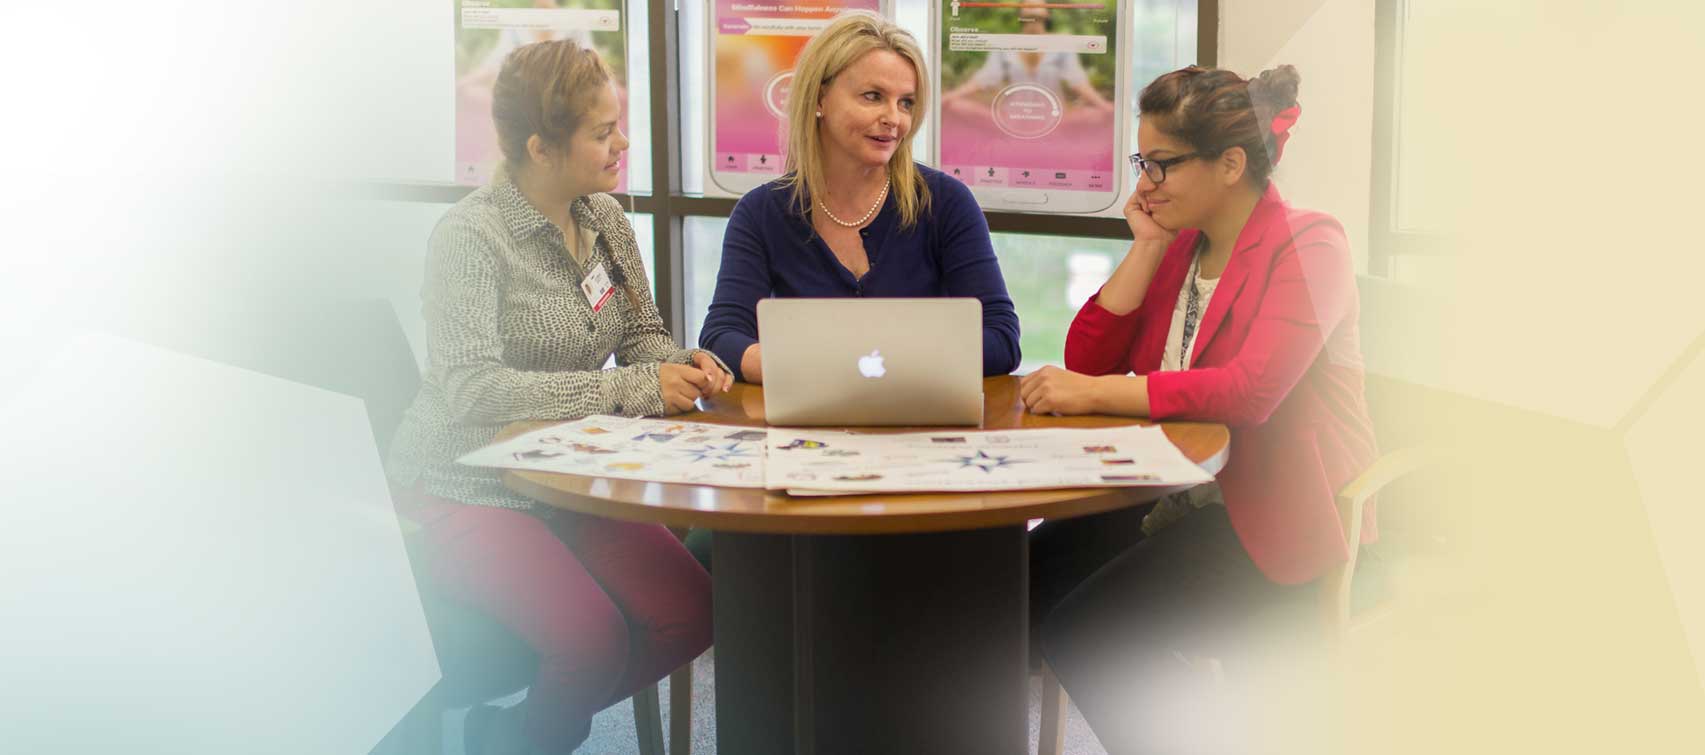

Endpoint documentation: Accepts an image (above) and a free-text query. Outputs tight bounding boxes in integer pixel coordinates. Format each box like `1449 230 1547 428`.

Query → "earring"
815 110 823 118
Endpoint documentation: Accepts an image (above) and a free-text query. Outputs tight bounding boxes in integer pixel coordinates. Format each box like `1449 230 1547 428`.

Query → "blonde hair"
491 39 612 178
779 12 931 229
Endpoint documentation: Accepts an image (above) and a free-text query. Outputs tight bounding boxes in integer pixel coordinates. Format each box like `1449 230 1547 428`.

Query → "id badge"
580 263 616 313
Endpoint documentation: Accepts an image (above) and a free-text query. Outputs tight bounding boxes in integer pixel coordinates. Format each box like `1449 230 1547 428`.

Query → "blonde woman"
388 40 723 755
697 12 1021 384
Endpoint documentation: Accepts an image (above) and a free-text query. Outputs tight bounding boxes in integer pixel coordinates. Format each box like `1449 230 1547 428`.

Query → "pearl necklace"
817 180 890 228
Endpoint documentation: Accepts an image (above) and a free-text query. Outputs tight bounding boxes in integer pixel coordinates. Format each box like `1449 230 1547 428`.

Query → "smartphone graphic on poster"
708 0 890 196
933 0 1127 213
456 1 628 190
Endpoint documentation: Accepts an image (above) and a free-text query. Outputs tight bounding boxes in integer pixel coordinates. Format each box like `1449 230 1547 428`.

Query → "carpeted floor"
447 649 1109 755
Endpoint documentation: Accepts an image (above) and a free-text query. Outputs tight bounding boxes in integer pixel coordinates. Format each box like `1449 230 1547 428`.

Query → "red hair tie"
1269 105 1301 165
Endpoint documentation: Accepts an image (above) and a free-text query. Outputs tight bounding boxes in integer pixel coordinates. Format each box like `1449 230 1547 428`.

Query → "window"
374 0 1210 352
990 232 1131 369
607 210 657 368
626 211 656 293
683 216 730 347
624 0 653 195
1371 0 1451 276
679 0 1194 198
1127 0 1199 149
676 0 1196 364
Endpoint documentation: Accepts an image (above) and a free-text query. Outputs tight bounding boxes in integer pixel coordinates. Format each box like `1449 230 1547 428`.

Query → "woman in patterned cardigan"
387 40 726 755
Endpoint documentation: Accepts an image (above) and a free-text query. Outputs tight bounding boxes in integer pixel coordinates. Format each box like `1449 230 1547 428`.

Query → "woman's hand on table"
1019 366 1105 416
660 363 715 414
692 351 734 394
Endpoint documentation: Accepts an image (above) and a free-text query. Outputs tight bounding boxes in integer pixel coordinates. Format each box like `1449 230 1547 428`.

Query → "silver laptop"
757 298 984 426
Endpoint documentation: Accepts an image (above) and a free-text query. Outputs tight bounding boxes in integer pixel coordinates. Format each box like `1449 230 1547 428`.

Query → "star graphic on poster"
682 442 753 463
951 450 1024 474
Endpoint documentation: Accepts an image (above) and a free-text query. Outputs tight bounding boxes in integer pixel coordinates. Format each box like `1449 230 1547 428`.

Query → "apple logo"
857 349 886 379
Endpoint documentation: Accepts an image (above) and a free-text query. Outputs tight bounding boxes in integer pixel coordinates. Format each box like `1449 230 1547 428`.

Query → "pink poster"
455 0 628 191
711 1 884 191
937 0 1118 193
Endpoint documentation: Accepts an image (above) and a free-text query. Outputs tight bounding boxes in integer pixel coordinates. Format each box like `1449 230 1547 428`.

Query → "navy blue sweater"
698 165 1022 381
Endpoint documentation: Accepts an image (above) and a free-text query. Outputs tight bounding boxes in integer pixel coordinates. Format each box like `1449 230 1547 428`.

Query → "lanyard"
1179 252 1204 369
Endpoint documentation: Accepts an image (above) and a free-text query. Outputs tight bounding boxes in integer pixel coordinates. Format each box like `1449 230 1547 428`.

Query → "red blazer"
1065 184 1378 584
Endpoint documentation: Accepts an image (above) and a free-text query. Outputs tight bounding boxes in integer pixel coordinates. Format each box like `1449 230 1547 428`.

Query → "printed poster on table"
764 425 1211 494
457 415 767 488
455 0 629 189
459 420 1210 496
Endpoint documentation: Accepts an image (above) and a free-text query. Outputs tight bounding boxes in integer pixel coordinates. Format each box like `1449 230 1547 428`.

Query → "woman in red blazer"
1019 65 1378 753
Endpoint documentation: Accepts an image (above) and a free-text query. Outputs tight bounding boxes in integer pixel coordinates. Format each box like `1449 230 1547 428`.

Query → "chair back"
1320 446 1442 638
116 296 422 457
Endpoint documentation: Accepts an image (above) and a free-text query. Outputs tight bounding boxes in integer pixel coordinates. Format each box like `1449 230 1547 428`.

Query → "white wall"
1217 0 1375 274
1333 0 1705 428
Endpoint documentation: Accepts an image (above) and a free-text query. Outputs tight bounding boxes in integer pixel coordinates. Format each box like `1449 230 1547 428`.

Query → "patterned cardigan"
387 177 725 512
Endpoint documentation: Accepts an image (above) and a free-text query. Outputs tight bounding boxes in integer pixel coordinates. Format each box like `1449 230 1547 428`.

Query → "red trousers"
400 492 712 751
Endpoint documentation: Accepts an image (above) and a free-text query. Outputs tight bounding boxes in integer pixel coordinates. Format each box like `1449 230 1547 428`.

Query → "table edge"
497 418 1230 534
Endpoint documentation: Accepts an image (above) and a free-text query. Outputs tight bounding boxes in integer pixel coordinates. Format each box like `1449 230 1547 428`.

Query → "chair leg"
669 660 694 755
633 684 666 755
1038 662 1069 755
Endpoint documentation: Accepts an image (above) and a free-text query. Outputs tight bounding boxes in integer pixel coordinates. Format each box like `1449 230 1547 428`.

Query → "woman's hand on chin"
1123 191 1178 246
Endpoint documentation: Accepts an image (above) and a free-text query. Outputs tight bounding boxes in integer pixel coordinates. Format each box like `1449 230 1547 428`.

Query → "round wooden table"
497 376 1228 755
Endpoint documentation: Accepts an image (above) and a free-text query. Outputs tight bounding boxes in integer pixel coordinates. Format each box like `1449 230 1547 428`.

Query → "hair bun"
1137 64 1299 186
1249 64 1301 114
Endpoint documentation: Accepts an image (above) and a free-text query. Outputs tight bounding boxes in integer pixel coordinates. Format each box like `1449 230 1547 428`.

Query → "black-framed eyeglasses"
1129 152 1207 184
